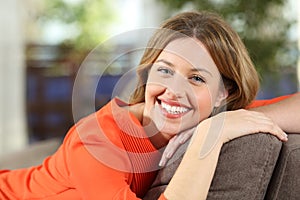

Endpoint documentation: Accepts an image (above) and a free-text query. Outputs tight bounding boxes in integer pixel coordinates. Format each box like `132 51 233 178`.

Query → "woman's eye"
190 75 205 84
157 67 173 75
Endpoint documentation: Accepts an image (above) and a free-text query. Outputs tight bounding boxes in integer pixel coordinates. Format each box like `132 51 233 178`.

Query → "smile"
160 101 190 115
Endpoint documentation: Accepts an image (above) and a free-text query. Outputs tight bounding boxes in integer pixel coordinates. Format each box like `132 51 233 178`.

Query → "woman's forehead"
160 38 219 74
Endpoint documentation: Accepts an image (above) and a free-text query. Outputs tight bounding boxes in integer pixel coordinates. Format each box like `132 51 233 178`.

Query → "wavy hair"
131 11 259 111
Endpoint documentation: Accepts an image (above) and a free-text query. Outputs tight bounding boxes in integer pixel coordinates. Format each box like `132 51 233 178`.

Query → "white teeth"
161 101 189 114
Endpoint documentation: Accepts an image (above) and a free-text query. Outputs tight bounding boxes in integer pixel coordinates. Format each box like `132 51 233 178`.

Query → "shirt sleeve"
65 113 142 200
0 126 81 200
247 94 295 108
0 116 141 200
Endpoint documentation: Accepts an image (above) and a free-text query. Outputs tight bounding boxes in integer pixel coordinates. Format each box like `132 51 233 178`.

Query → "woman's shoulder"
125 102 144 123
96 98 144 124
73 98 145 144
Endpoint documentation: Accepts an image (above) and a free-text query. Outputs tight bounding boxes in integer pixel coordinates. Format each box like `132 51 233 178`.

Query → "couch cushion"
265 134 300 200
143 133 282 200
0 138 62 169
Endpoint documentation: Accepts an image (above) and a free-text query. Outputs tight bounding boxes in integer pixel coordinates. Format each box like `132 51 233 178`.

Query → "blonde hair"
131 11 259 111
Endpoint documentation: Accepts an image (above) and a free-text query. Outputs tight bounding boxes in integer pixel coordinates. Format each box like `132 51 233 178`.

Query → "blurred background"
0 0 299 156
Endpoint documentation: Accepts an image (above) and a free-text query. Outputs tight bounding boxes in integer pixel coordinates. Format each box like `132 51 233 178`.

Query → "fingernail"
282 133 288 141
180 137 187 144
166 152 172 159
159 160 165 167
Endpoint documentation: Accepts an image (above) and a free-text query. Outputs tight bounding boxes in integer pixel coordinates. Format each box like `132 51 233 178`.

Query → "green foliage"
38 0 117 51
158 0 297 73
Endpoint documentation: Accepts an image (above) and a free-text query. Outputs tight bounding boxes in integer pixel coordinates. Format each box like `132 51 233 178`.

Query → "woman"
0 11 298 200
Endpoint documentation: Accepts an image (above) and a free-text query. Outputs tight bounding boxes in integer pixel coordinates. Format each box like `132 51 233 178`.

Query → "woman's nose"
165 75 187 99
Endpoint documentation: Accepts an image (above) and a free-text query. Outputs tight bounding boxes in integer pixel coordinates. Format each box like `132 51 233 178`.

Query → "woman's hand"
191 109 288 159
159 127 196 167
218 109 288 143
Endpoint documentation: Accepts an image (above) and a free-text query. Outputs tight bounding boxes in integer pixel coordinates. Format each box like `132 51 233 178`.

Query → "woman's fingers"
159 136 178 167
159 127 195 167
220 109 288 143
244 110 288 141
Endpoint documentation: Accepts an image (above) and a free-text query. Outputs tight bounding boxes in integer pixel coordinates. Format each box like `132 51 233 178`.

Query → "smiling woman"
0 10 298 200
142 38 227 142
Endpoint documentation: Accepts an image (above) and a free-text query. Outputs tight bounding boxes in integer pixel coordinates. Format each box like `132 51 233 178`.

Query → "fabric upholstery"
265 134 300 200
143 133 282 200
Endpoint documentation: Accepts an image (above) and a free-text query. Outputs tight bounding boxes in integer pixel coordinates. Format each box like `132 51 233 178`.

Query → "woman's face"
143 37 227 140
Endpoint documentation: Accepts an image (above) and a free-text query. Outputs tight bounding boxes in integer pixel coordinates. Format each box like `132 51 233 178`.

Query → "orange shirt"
0 99 161 200
0 95 293 199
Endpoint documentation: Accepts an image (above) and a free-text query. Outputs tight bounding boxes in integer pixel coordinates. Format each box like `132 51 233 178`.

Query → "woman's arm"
250 93 300 133
159 93 299 166
163 109 287 199
163 119 222 199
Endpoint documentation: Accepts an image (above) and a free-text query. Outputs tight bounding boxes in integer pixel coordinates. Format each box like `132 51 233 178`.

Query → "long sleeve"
0 99 159 200
65 112 143 199
0 127 80 200
247 94 294 108
65 99 160 199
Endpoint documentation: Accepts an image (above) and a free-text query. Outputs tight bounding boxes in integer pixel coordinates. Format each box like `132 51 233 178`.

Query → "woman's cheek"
144 84 165 113
146 84 165 99
196 91 214 121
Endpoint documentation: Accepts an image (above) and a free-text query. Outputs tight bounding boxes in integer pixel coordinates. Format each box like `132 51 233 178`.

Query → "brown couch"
144 133 300 200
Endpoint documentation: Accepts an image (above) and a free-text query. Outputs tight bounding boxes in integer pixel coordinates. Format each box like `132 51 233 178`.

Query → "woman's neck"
127 103 169 149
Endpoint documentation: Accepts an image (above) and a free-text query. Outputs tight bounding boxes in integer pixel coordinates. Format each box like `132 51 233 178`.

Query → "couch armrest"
0 138 61 169
207 134 281 200
265 134 300 200
143 133 282 200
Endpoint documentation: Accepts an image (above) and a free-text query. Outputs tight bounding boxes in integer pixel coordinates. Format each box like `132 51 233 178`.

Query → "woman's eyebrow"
155 59 175 67
191 67 213 77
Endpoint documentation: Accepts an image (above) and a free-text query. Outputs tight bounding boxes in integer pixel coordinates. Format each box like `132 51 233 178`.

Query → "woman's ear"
214 88 228 108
